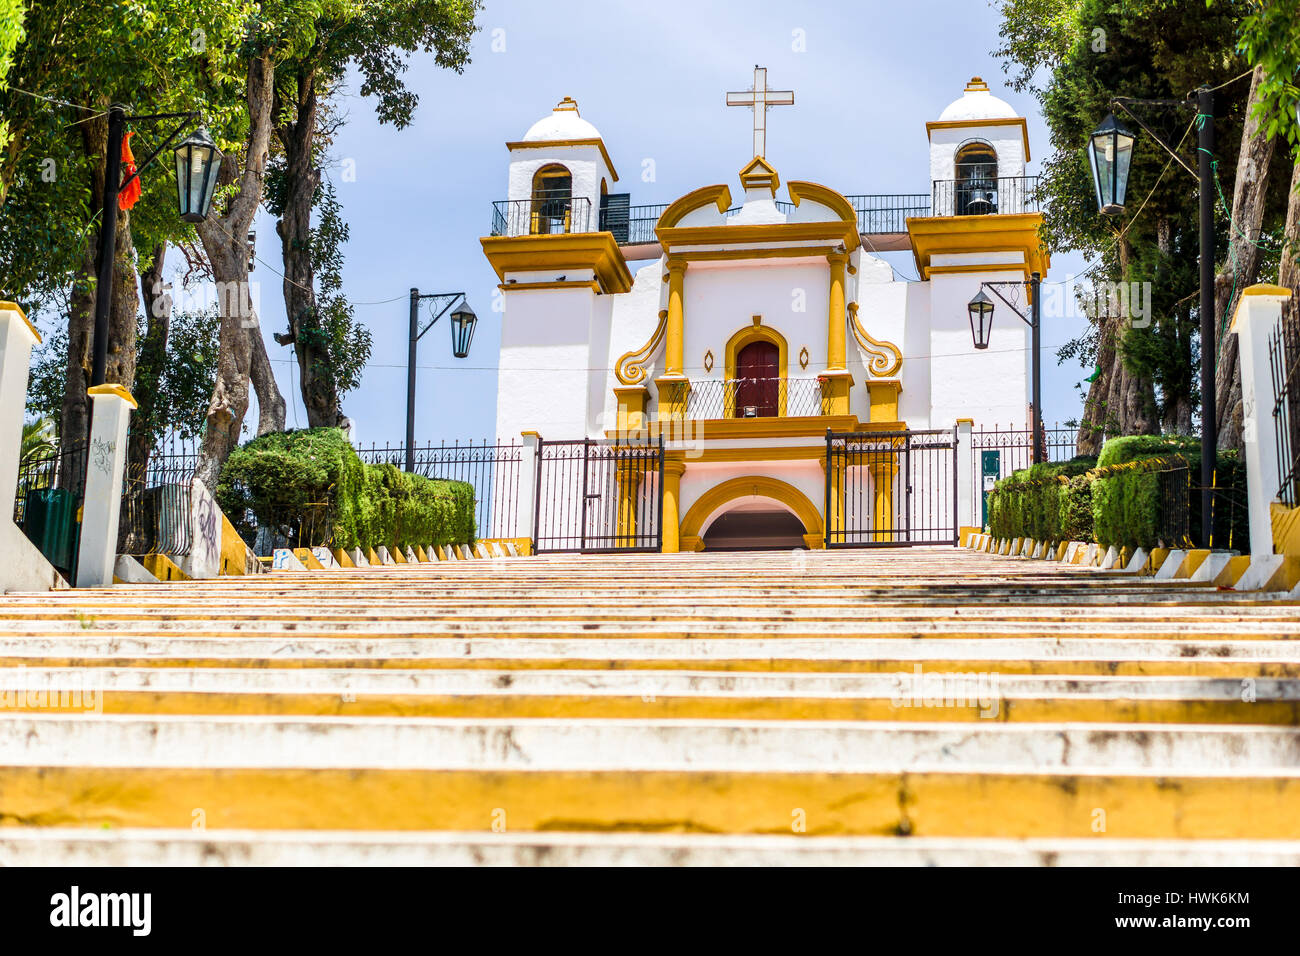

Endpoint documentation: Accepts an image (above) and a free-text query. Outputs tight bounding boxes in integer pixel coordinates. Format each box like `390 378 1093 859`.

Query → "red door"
735 341 779 417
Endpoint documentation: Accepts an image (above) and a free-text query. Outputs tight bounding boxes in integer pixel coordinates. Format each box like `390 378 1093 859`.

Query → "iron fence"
1270 316 1300 506
490 196 594 237
826 428 958 547
355 439 523 541
931 175 1041 217
533 437 664 553
619 203 670 245
684 377 828 419
13 440 88 574
968 424 1077 530
844 193 933 234
118 439 199 556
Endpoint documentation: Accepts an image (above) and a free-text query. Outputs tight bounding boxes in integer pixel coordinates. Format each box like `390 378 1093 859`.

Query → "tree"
995 0 1291 453
265 0 479 428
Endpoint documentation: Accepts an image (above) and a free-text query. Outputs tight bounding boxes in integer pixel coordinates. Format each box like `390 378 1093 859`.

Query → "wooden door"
735 341 779 417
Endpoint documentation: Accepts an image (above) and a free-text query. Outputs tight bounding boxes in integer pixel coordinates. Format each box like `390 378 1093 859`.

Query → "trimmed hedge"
986 457 1096 543
217 428 476 552
985 434 1249 554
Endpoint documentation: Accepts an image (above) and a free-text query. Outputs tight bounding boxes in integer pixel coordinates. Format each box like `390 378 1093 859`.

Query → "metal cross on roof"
726 65 794 159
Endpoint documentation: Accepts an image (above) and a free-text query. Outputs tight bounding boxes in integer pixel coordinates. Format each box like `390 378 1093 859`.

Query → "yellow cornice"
0 300 40 344
87 383 138 408
906 212 1049 280
498 280 600 292
1230 283 1293 333
480 232 633 294
657 184 732 230
668 414 860 440
786 181 861 252
658 220 858 254
505 137 620 183
672 245 838 263
925 116 1031 162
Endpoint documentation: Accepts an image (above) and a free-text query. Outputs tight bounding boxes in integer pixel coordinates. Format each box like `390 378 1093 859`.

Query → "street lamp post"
1086 90 1216 547
405 288 478 472
89 106 221 387
967 273 1045 465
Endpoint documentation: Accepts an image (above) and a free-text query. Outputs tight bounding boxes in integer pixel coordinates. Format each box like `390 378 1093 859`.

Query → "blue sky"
244 0 1093 446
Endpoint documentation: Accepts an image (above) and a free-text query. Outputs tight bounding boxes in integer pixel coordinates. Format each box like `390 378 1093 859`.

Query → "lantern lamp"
449 301 478 359
173 127 223 223
967 289 995 350
1086 113 1135 216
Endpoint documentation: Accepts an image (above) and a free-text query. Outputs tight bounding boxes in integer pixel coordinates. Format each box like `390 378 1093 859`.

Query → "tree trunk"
1077 316 1117 455
249 324 286 435
1280 157 1300 339
1214 65 1277 452
62 111 140 449
129 244 171 476
194 52 281 493
274 68 345 428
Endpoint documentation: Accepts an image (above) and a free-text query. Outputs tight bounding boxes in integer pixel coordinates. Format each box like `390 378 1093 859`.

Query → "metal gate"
534 437 664 553
825 428 958 547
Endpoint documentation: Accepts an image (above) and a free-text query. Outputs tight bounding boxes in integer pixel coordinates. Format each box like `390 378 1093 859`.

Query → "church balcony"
930 175 1041 218
668 376 830 420
490 196 594 237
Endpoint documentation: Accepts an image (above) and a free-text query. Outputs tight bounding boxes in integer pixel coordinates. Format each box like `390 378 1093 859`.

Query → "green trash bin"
22 487 77 571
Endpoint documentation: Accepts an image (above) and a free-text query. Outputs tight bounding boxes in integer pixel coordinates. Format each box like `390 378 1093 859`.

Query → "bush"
217 428 476 552
1091 437 1199 552
986 456 1096 543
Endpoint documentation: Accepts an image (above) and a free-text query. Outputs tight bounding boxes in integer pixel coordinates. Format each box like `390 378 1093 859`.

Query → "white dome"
522 97 603 142
937 77 1019 123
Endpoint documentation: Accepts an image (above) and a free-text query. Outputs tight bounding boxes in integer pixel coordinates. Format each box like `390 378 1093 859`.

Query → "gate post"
956 419 977 544
517 431 541 550
661 458 685 553
1232 286 1291 556
75 384 136 587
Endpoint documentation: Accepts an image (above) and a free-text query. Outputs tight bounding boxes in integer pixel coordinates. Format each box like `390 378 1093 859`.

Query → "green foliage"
986 456 1097 542
1094 433 1199 468
25 305 219 440
1218 0 1300 159
217 427 475 552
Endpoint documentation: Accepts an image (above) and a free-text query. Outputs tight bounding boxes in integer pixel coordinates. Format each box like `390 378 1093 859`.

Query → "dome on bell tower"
522 97 604 143
937 77 1020 123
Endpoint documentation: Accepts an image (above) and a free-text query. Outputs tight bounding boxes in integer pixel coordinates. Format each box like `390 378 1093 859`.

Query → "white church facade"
482 74 1049 553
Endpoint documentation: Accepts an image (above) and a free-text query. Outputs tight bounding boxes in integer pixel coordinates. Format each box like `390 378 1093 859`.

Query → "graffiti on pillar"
90 437 115 476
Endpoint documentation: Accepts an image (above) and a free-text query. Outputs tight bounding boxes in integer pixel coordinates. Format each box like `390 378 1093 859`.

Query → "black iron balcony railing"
490 196 594 237
931 175 1041 217
679 376 829 419
844 194 933 234
494 179 1037 247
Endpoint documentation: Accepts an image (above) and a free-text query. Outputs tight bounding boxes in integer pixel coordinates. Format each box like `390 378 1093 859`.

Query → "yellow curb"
292 548 324 571
332 548 356 569
366 548 381 566
1214 555 1252 587
138 554 190 581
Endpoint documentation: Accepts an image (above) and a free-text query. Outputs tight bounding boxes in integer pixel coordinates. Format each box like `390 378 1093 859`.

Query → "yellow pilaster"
615 459 641 547
826 251 848 371
665 258 687 376
613 386 649 433
654 375 690 423
867 379 903 423
870 459 899 543
661 458 687 554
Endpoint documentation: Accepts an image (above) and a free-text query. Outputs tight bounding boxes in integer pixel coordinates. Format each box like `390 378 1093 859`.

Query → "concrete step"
1 668 1296 723
3 830 1298 866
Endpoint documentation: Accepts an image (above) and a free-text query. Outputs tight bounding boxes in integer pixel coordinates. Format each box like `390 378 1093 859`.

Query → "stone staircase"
1 547 1299 865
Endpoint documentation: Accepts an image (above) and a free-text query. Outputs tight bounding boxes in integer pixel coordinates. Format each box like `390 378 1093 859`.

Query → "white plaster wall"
601 261 665 432
495 287 600 442
679 258 831 384
928 270 1029 431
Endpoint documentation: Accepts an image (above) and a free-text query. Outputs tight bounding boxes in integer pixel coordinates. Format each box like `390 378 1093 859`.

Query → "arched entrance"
680 476 824 552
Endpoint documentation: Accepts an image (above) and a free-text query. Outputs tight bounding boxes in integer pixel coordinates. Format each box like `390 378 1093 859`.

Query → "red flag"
118 130 141 211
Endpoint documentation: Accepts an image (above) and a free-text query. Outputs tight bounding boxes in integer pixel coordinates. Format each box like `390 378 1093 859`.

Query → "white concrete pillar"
955 418 975 531
0 302 41 501
1232 285 1293 557
74 384 136 587
516 431 541 545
